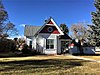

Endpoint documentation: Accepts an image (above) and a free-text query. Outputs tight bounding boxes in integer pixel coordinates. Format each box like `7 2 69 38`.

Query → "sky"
2 0 95 38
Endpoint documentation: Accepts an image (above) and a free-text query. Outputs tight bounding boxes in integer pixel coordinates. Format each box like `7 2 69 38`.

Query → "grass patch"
80 56 100 61
0 56 100 75
0 52 15 57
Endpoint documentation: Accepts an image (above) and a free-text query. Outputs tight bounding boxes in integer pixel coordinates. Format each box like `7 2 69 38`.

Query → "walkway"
67 54 100 63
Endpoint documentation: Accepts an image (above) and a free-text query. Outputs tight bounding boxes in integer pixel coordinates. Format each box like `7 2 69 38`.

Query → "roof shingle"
24 25 41 36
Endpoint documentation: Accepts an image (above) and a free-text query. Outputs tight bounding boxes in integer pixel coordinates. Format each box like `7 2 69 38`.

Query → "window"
47 27 53 32
29 41 32 48
29 41 32 45
46 39 54 49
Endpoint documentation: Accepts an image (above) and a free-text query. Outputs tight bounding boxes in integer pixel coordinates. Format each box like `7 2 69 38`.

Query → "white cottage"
24 17 71 54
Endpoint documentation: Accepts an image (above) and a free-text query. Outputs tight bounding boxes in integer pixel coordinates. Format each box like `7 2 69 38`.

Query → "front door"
61 41 69 54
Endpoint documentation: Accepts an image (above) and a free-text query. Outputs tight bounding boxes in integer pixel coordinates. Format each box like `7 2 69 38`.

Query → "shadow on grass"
0 54 34 58
0 59 85 72
0 53 45 58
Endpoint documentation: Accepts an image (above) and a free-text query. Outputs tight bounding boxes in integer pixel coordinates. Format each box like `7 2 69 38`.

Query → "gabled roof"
24 17 64 37
24 25 41 36
59 33 72 40
36 17 64 35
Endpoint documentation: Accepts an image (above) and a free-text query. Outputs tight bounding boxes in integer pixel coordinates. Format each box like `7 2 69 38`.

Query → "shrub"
21 44 30 54
0 39 14 52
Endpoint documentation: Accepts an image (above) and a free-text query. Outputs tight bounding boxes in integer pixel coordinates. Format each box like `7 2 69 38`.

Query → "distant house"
24 17 71 54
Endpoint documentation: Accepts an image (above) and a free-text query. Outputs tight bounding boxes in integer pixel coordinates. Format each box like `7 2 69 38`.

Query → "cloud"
19 24 26 27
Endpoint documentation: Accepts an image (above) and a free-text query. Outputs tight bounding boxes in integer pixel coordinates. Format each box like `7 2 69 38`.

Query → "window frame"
46 39 54 49
47 27 53 32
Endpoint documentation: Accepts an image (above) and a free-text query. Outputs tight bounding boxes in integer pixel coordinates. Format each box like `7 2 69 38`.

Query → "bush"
0 39 14 52
21 44 31 54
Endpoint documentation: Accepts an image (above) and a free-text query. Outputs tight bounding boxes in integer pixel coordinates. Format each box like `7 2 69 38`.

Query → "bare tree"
70 23 88 42
0 0 18 38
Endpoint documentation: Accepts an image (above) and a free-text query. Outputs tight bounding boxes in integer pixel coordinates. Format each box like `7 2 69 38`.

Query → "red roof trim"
47 20 54 24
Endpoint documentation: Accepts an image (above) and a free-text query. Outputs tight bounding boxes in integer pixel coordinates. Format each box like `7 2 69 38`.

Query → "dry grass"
0 55 100 75
80 56 100 61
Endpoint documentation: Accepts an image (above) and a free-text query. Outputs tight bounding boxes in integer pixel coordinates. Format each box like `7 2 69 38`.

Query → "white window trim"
46 39 54 49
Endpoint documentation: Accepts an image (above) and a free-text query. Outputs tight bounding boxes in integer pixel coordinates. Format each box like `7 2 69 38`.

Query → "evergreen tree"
60 24 69 34
88 0 100 46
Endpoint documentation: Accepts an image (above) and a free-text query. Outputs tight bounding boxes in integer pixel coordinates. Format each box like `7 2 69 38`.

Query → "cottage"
24 17 71 54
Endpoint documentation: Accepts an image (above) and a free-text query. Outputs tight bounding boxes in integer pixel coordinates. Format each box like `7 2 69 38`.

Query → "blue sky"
2 0 95 38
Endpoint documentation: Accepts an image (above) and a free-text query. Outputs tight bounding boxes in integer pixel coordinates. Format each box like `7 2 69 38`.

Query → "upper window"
46 39 54 49
47 27 53 32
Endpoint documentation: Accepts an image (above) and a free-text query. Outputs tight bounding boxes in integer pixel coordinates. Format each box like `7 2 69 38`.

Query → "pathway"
67 54 100 63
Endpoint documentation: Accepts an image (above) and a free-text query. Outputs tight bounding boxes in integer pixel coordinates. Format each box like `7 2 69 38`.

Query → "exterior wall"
25 34 60 54
36 35 44 53
69 46 80 54
25 36 36 50
57 37 61 54
32 37 36 50
83 47 95 54
38 33 59 54
69 46 95 54
26 37 32 46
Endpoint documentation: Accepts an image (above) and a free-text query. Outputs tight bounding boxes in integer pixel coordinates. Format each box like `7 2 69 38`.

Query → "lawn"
80 56 100 61
0 55 100 75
